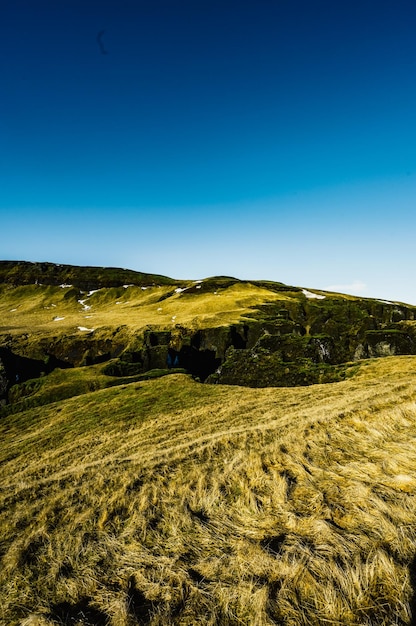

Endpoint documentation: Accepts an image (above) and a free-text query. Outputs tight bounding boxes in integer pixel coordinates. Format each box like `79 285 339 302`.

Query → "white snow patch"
171 316 177 322
78 298 92 311
78 326 94 332
193 280 203 284
87 289 101 297
196 285 202 289
60 284 72 289
174 287 187 293
302 289 326 300
53 316 65 321
123 284 134 289
10 308 17 312
116 301 121 305
157 307 163 312
141 286 148 290
377 299 394 305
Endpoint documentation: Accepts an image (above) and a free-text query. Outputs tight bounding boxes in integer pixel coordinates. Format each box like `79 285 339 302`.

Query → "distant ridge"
0 261 298 293
0 261 177 290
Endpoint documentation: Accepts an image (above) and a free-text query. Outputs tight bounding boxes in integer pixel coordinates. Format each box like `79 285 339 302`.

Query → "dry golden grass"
1 356 416 624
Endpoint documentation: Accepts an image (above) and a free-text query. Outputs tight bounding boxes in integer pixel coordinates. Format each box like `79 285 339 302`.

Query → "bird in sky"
96 30 108 55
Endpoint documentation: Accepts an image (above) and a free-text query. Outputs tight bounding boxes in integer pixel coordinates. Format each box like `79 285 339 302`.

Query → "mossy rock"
207 347 352 387
255 333 338 364
363 330 415 357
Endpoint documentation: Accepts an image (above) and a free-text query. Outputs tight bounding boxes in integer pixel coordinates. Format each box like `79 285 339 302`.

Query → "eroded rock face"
104 313 416 388
200 305 416 387
354 330 415 360
206 344 353 387
206 331 348 387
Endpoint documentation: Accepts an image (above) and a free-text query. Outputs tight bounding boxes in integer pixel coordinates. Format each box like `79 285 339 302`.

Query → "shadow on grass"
50 597 108 625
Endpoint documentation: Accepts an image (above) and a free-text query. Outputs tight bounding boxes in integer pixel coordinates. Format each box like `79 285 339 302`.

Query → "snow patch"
87 289 101 297
78 298 92 311
123 284 134 289
174 287 187 294
53 316 65 321
79 300 91 310
196 285 202 289
10 308 17 312
60 284 72 289
302 289 326 300
78 326 94 332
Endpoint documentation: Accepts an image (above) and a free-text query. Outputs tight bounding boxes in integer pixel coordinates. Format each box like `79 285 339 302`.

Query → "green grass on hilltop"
1 357 416 625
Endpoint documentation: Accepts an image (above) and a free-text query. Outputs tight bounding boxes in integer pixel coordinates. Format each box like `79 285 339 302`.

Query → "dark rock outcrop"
0 346 71 405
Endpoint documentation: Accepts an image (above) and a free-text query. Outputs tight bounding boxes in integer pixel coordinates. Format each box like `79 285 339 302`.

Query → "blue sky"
1 0 416 303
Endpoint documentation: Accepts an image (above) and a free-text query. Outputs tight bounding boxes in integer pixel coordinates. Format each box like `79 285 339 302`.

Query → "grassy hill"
1 262 416 624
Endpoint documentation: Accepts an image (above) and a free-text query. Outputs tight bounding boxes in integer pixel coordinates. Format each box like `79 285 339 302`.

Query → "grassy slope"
2 357 416 625
0 282 294 338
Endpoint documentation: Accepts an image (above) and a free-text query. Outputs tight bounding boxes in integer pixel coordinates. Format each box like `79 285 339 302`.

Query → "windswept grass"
1 356 416 624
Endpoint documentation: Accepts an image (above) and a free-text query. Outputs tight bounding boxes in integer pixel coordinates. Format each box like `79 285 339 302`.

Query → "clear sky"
1 0 416 303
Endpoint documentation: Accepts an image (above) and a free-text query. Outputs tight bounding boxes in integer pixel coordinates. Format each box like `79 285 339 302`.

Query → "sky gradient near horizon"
1 0 416 303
